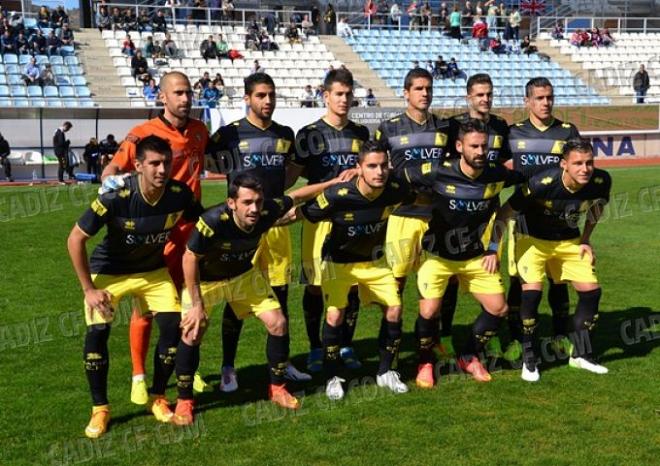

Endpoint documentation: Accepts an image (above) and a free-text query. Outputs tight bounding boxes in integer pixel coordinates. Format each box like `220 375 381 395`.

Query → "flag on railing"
521 0 546 15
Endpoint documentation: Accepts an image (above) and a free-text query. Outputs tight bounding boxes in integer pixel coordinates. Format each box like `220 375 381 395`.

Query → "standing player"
293 68 370 372
498 140 611 381
301 141 413 400
376 68 451 294
100 71 211 404
506 77 581 361
181 174 339 416
67 136 203 438
208 72 310 391
408 120 524 388
439 72 512 360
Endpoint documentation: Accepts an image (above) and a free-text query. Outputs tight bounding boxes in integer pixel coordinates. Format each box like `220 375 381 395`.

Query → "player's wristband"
487 241 499 253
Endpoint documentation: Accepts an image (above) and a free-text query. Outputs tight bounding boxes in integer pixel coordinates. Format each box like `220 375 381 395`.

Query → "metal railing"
534 16 660 36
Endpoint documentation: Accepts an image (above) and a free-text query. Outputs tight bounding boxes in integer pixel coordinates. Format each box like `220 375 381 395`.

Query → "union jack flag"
521 0 546 15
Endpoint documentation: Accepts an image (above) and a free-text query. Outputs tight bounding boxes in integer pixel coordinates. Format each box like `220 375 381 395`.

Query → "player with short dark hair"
496 140 611 381
67 135 203 438
292 68 370 372
407 120 524 388
302 141 415 400
375 68 451 293
209 72 311 392
181 172 340 414
437 72 513 361
506 77 581 362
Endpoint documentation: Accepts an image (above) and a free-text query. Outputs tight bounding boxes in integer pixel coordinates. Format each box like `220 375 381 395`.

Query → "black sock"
548 281 570 337
520 290 542 367
322 322 342 377
440 279 459 337
84 324 111 406
273 285 289 321
267 333 290 385
507 277 523 342
378 319 402 375
151 313 180 396
341 288 360 347
176 341 200 400
463 311 502 360
572 289 602 359
221 304 243 368
415 315 438 365
302 288 324 349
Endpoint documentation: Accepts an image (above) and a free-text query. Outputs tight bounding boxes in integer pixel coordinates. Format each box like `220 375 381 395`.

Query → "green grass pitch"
0 167 659 465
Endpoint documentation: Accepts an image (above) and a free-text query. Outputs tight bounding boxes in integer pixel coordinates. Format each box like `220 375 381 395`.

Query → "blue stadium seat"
10 85 27 97
27 86 43 97
0 75 5 85
24 18 37 29
0 85 9 96
59 86 75 98
0 64 4 73
72 76 87 86
13 98 29 107
8 74 22 85
36 55 49 65
64 56 79 66
79 98 95 107
63 98 79 107
56 76 71 85
40 27 53 36
49 56 64 65
43 86 59 97
0 97 11 106
45 98 63 107
68 66 83 75
30 98 46 107
75 86 91 98
52 65 67 75
60 46 75 57
3 54 18 64
5 64 20 74
19 55 31 65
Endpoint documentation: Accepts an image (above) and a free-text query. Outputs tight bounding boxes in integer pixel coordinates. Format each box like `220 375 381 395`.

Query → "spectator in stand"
123 9 138 32
22 56 40 85
420 2 432 27
475 0 484 19
53 121 73 184
263 11 276 34
311 5 321 33
486 1 497 33
39 64 56 86
601 28 615 46
153 10 168 33
365 88 378 106
364 0 377 25
407 1 419 30
99 134 118 167
142 36 154 57
462 1 475 28
162 32 178 57
194 72 212 94
200 35 218 61
449 6 462 40
433 55 448 79
30 29 47 55
37 6 50 29
508 6 521 41
152 40 164 58
490 34 506 54
0 30 15 54
300 84 315 107
201 81 221 108
15 30 29 54
83 137 101 178
259 31 276 51
337 17 354 38
324 4 336 35
438 2 449 31
97 6 111 33
314 84 324 106
286 22 302 44
570 29 583 47
46 30 61 56
447 57 461 80
59 24 74 46
131 50 151 85
213 73 225 96
222 0 235 23
551 22 564 40
590 27 603 48
0 132 12 182
217 34 229 58
302 14 315 35
390 2 402 27
245 27 259 51
122 33 135 56
51 5 69 29
110 7 123 31
376 0 389 26
250 59 265 75
633 64 650 104
496 2 507 31
143 78 160 101
472 17 489 50
138 10 151 32
425 60 434 74
521 35 538 55
579 29 590 46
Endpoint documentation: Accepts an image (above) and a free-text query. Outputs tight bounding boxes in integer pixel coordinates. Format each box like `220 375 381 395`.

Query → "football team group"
66 67 611 438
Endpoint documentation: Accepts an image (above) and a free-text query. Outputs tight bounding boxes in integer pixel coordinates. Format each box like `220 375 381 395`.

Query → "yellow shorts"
385 214 429 278
417 252 505 299
300 218 332 287
515 236 599 285
481 210 504 261
507 218 518 277
322 259 401 312
181 267 280 320
84 268 180 326
256 225 292 286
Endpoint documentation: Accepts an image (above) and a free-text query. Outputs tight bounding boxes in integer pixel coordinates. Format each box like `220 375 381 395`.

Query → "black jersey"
375 112 451 217
301 178 414 263
509 118 581 179
406 159 525 261
209 117 295 198
447 112 512 163
294 118 369 184
508 167 612 241
187 196 294 281
77 174 201 275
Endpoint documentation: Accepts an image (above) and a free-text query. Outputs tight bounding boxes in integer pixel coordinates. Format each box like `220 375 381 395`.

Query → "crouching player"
180 173 343 414
498 139 611 381
67 136 203 438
